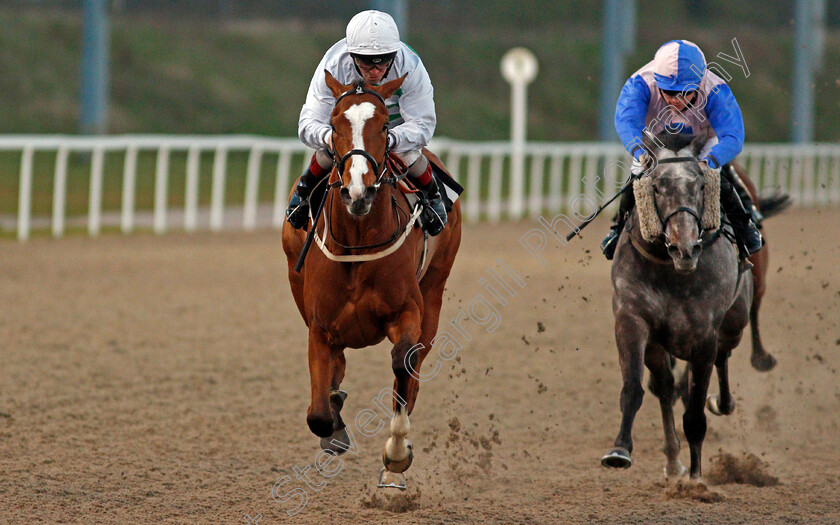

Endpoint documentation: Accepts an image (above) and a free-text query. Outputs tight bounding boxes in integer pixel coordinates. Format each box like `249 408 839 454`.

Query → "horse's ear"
374 74 406 100
689 128 710 157
324 70 349 99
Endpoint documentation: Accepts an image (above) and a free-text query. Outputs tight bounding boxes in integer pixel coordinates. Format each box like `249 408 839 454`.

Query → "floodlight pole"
80 0 110 135
598 0 635 141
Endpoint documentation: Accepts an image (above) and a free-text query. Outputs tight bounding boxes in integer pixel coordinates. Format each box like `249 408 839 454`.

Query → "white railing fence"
2 135 839 241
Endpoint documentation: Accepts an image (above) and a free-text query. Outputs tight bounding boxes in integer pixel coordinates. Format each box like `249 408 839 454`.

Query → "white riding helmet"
346 10 401 55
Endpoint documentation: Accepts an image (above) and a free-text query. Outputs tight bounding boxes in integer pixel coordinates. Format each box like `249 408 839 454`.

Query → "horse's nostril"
667 245 680 258
340 187 351 203
364 186 377 204
691 244 702 257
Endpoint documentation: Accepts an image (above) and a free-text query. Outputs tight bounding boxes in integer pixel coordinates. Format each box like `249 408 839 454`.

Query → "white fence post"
52 147 69 238
17 146 34 241
243 146 263 231
466 153 481 222
184 146 200 232
210 145 228 232
121 146 138 234
88 146 105 237
154 145 170 234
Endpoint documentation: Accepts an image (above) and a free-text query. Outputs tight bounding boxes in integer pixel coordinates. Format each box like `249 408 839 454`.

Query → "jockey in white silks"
601 39 763 261
287 10 447 236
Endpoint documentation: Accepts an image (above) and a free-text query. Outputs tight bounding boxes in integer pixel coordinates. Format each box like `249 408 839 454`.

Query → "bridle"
651 156 706 248
329 83 403 191
307 82 423 258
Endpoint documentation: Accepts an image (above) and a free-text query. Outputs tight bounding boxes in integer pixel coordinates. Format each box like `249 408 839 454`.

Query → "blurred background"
1 0 838 238
3 0 839 140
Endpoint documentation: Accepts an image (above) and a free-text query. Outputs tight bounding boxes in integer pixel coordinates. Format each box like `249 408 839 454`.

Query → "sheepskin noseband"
633 165 720 241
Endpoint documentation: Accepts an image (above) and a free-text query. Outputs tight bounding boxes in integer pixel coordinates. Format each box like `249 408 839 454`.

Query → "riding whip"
565 179 635 242
294 181 330 273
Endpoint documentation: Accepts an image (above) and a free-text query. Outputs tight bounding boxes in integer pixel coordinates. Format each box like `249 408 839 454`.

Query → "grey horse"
601 131 752 481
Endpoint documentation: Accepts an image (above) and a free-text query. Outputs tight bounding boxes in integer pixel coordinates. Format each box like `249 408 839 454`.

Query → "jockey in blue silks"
601 39 763 261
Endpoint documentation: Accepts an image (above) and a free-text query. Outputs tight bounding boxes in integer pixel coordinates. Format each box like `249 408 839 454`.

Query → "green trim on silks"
386 88 402 121
633 169 721 242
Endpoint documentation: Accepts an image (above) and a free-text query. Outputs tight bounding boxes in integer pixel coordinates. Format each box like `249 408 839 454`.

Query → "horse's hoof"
706 395 722 416
319 426 351 456
751 352 777 372
706 395 734 416
377 467 407 490
382 442 414 473
601 447 632 469
664 461 687 479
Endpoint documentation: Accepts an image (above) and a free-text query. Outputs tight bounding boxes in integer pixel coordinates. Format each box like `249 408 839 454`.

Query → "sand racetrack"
2 208 839 524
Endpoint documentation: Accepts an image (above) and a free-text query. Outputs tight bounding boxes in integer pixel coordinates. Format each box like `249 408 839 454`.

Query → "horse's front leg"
306 328 342 439
602 313 649 469
684 341 716 481
378 305 423 490
319 352 352 454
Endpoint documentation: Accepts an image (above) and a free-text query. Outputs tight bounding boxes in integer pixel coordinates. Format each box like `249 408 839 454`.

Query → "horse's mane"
658 132 695 154
644 131 708 156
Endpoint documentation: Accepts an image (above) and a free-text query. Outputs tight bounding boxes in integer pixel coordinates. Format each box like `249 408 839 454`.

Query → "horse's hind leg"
602 314 648 469
706 343 737 416
646 349 686 479
749 294 777 371
378 306 423 490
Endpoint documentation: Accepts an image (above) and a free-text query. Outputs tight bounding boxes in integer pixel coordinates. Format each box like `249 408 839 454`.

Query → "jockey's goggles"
660 88 697 98
352 52 396 68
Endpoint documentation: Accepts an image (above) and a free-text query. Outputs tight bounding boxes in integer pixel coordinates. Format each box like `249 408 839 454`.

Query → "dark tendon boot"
720 171 763 260
417 178 447 236
601 187 636 260
285 169 319 229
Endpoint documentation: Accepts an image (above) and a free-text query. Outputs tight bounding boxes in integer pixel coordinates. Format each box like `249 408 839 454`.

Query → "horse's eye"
382 125 388 132
653 184 661 194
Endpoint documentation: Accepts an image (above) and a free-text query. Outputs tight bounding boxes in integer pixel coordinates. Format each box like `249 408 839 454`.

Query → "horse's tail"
757 193 792 219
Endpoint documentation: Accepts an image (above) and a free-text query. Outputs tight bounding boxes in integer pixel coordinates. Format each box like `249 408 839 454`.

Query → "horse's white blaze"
342 101 376 201
384 411 411 460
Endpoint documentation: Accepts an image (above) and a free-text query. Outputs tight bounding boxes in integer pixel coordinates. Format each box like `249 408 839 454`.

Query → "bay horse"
601 131 758 481
282 71 462 489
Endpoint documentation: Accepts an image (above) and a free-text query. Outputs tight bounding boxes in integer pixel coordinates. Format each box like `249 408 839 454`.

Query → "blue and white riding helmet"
652 40 707 92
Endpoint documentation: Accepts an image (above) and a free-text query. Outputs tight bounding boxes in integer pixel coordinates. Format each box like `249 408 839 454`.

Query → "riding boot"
719 171 763 259
724 164 764 225
410 163 447 236
286 154 329 229
601 188 636 260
